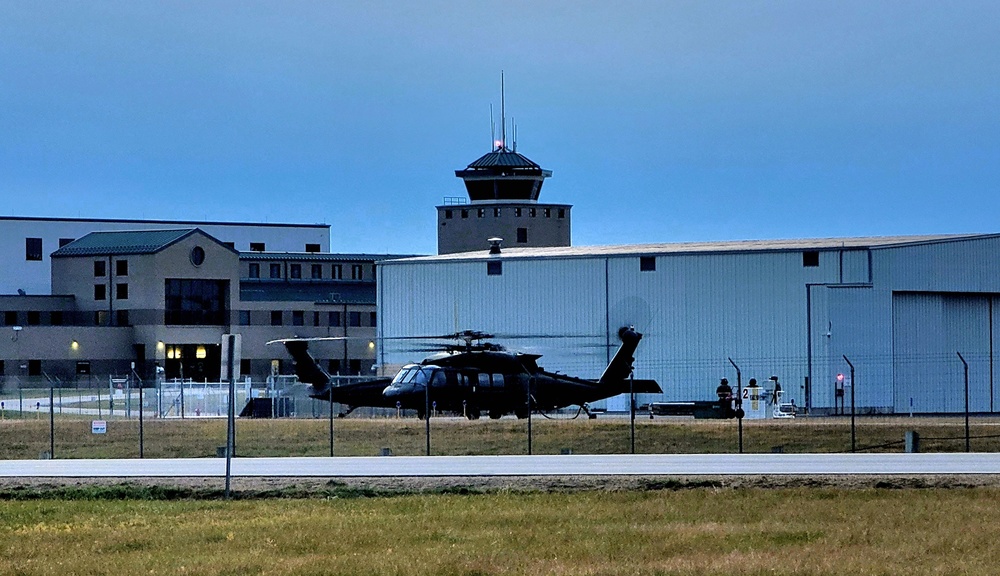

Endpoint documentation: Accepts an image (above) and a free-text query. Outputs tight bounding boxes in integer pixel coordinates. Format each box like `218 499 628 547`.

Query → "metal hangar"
377 234 1000 415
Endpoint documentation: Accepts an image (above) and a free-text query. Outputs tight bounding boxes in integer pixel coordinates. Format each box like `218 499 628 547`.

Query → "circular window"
190 246 206 266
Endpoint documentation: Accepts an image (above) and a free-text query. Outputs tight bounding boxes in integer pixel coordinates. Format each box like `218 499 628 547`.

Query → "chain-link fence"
3 354 1000 459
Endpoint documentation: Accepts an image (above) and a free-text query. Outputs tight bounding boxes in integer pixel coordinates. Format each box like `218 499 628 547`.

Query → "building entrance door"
164 344 222 381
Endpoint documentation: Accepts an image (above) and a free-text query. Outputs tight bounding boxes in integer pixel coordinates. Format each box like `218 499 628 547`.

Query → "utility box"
905 431 920 453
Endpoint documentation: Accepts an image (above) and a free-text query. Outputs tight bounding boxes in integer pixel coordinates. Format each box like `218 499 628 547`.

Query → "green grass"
1 488 998 575
1 415 999 459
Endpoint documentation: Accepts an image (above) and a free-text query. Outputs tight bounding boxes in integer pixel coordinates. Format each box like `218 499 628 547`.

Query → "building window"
248 263 260 279
515 207 522 217
370 311 377 327
445 209 453 219
329 311 341 327
164 279 229 325
313 311 321 327
640 256 656 272
240 358 251 375
351 265 363 280
328 359 341 375
494 207 501 217
116 283 128 299
332 264 343 279
290 264 302 279
529 208 536 217
4 311 16 325
461 209 469 219
349 359 362 375
270 311 283 326
305 243 321 253
544 208 551 218
487 261 502 276
27 311 40 326
116 260 128 276
292 310 305 326
27 360 41 376
116 310 130 327
50 311 63 326
477 208 485 218
223 242 235 249
516 228 528 243
25 238 42 261
94 310 107 326
803 251 820 267
349 311 362 327
250 242 266 252
94 261 106 277
239 310 251 326
269 263 281 279
94 284 106 300
311 264 322 279
558 208 565 218
59 238 74 248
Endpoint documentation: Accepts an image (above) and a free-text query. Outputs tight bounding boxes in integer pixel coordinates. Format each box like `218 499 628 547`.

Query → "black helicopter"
271 327 661 419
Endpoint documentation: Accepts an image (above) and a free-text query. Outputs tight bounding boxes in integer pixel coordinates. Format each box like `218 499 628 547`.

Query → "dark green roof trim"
51 228 239 258
239 253 419 262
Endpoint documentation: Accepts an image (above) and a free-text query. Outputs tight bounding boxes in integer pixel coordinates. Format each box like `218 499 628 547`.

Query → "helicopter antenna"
490 103 495 150
500 70 506 150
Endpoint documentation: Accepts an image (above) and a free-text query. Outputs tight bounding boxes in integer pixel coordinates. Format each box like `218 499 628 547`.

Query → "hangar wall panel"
877 237 1000 293
606 250 831 406
892 293 992 413
378 259 609 377
826 287 892 410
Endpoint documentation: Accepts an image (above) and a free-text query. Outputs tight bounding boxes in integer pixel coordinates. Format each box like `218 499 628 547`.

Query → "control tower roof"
455 146 552 202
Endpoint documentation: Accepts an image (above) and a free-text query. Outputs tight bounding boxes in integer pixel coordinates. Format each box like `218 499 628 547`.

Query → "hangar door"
892 293 997 413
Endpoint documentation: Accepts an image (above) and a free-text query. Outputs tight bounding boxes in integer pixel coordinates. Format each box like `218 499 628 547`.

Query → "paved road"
2 453 1000 478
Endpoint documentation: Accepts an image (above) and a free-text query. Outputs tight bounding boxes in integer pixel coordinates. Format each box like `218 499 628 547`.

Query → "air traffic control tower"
437 143 572 254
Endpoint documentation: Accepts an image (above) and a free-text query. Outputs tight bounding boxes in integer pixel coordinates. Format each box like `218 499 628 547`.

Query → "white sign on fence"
91 420 107 434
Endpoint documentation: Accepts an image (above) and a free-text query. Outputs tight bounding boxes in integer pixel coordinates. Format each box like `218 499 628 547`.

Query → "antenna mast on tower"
500 70 506 150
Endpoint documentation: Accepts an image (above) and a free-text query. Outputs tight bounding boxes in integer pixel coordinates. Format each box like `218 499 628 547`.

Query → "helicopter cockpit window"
478 373 490 388
391 367 417 385
431 371 446 387
492 373 504 387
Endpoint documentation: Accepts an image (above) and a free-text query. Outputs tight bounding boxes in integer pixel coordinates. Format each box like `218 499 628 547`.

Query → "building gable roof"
51 228 216 257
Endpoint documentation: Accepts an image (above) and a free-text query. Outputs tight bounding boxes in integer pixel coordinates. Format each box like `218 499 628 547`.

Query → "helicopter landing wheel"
488 409 502 420
466 408 481 420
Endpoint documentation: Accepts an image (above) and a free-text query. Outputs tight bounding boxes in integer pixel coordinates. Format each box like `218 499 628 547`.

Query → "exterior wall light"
71 340 79 350
196 346 207 359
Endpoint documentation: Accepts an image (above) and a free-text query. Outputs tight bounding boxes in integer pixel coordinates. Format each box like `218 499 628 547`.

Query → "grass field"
1 414 1000 459
0 488 997 575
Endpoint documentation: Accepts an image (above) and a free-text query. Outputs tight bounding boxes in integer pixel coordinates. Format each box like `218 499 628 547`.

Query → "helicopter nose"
383 384 400 398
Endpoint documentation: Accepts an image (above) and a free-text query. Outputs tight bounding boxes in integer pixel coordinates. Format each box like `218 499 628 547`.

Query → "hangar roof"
386 234 1000 263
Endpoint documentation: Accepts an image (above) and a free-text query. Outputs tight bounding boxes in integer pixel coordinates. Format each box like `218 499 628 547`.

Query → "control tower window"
515 208 522 217
250 242 265 252
477 208 485 218
529 208 536 217
558 209 565 218
494 207 501 217
516 228 528 243
445 210 453 219
461 210 468 219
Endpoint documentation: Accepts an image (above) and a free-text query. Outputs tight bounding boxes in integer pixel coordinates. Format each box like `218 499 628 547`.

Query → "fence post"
844 355 856 452
957 352 970 452
48 385 55 459
728 357 743 454
328 383 334 457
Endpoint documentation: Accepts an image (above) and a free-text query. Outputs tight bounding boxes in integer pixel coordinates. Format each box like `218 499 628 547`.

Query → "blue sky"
1 1 998 254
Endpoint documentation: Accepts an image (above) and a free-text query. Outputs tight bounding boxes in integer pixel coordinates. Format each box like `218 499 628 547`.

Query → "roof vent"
488 237 503 255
